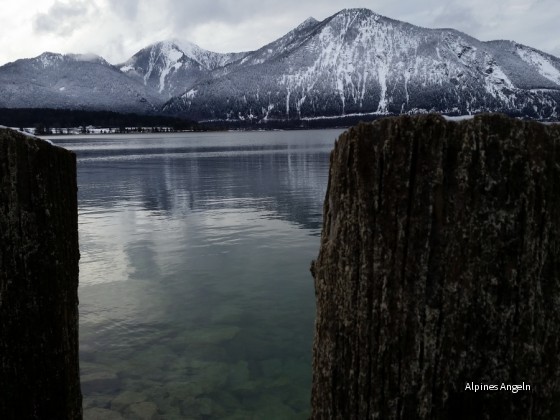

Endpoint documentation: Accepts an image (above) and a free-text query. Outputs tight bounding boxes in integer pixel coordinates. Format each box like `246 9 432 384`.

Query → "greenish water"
51 129 342 419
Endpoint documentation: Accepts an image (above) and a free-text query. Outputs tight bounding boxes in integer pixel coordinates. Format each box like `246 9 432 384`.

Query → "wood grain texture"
311 114 560 419
0 128 82 419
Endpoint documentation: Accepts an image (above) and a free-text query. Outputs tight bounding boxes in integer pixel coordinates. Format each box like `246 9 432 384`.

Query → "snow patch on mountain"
0 51 162 113
72 53 106 63
118 39 250 98
153 41 184 93
516 45 560 85
2 8 560 121
38 52 63 68
161 8 560 121
185 89 197 99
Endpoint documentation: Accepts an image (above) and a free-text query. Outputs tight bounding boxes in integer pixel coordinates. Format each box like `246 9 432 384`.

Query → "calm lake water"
50 129 344 420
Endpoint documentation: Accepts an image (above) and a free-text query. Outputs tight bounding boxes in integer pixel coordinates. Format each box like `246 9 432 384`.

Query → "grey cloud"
157 0 372 53
162 0 346 32
34 1 94 36
105 0 140 21
164 0 278 30
429 3 484 33
26 0 559 65
112 0 555 60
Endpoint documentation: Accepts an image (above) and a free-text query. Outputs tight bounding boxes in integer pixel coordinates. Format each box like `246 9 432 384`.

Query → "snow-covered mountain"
164 8 560 121
1 8 559 121
0 52 162 113
118 40 247 98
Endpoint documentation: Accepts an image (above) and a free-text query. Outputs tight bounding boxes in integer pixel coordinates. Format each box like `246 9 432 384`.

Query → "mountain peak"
327 8 387 27
118 37 249 97
68 53 108 65
337 8 379 17
144 39 184 53
154 39 180 48
32 52 64 68
34 52 110 68
298 16 319 28
37 51 62 60
158 38 232 64
169 39 207 58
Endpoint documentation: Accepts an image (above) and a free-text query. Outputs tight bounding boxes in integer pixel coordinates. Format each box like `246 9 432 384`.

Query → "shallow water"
50 129 343 419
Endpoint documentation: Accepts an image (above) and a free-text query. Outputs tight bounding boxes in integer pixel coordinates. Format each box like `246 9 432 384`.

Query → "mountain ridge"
1 8 559 122
0 52 161 113
163 8 560 121
117 40 249 98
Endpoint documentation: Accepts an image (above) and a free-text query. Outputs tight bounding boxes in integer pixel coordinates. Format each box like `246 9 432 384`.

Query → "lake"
50 129 344 420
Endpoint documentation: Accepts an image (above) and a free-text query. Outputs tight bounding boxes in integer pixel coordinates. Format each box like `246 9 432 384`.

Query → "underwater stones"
259 358 283 378
83 394 114 410
128 401 159 420
100 390 160 420
193 397 213 416
83 407 124 420
253 395 298 419
166 325 239 363
81 370 120 394
258 358 310 392
124 344 176 381
213 391 240 411
178 396 198 417
165 381 206 402
282 359 310 385
227 331 277 360
208 304 245 323
222 409 255 420
189 325 241 344
311 114 560 419
137 344 175 365
79 313 312 417
178 396 225 419
164 360 231 401
110 390 147 411
227 360 252 392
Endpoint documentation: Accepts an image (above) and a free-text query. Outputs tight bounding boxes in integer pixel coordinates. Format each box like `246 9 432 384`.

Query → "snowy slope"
118 40 247 98
517 47 560 86
0 52 162 113
234 17 320 67
1 8 559 120
164 8 560 121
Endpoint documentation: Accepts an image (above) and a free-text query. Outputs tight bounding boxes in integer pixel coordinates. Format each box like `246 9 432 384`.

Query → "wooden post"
311 114 560 419
0 128 82 419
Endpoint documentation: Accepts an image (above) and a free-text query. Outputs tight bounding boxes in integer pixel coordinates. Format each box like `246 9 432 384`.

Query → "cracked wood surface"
0 128 82 419
311 114 560 420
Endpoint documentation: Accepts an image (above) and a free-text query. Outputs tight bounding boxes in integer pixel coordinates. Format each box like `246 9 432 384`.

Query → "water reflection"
51 129 343 419
57 130 335 231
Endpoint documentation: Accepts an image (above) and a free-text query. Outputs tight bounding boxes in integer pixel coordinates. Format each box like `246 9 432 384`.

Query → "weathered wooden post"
0 128 82 419
311 114 560 419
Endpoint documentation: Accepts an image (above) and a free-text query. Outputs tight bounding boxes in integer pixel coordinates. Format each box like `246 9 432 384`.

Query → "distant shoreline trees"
0 108 201 133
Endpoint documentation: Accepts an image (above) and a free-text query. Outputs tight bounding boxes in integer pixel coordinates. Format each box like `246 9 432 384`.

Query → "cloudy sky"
0 0 558 66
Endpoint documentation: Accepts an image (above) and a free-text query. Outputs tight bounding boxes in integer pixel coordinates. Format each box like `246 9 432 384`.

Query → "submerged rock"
111 390 147 411
81 370 120 394
188 325 242 344
253 395 298 420
84 407 124 420
0 128 81 418
311 114 560 419
228 360 252 391
128 401 159 420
